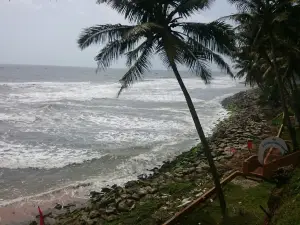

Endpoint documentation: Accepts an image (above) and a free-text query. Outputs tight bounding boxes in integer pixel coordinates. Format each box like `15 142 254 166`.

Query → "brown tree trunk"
291 74 300 122
168 59 227 217
269 35 298 149
291 74 299 91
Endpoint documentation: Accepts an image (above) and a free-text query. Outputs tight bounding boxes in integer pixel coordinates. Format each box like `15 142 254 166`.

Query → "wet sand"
0 187 87 225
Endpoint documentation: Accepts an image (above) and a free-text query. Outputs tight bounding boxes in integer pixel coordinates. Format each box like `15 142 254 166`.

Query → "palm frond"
218 12 254 24
126 41 149 67
118 41 154 96
228 0 261 12
165 36 213 83
97 0 155 23
94 37 140 70
168 0 213 19
186 37 234 77
262 66 272 78
184 54 212 83
181 21 235 56
77 24 133 50
125 23 164 38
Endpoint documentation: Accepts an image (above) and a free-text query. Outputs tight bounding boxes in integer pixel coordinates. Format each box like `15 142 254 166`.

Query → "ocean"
0 64 246 206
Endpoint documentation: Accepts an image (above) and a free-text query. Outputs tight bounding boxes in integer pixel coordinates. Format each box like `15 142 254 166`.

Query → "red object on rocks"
247 140 253 150
38 206 45 225
230 148 237 153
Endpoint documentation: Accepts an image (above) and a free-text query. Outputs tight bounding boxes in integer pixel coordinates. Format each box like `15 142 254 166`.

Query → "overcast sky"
0 0 236 69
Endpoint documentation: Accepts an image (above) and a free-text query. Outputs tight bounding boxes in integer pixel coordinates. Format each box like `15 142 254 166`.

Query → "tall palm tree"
77 0 235 217
227 0 300 149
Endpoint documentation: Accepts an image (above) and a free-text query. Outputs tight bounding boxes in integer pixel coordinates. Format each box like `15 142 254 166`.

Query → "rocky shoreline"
26 88 277 225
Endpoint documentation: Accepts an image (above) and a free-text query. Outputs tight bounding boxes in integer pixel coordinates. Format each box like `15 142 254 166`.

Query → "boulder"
29 221 38 225
97 195 115 208
164 172 173 178
117 200 130 212
44 217 56 225
105 206 117 214
101 187 112 193
101 214 118 222
89 210 100 219
130 193 141 200
137 187 148 197
54 203 62 210
90 191 102 199
117 199 135 212
124 180 139 189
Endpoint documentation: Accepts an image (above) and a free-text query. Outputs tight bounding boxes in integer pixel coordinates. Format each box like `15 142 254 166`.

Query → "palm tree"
77 0 235 217
227 0 300 149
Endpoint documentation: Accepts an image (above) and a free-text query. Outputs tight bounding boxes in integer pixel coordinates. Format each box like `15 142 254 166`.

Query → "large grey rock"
125 180 139 188
164 172 173 178
101 187 112 193
89 210 100 219
54 203 62 210
44 217 56 225
97 195 115 207
130 193 141 200
106 206 117 214
117 200 130 212
29 221 38 225
117 199 135 212
137 187 148 197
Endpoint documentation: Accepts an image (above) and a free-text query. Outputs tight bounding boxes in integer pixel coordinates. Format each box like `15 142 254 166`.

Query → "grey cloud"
0 0 236 69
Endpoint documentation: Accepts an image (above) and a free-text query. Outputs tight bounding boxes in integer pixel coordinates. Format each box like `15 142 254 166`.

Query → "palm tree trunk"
291 75 300 121
269 35 298 149
287 77 300 126
291 74 299 91
168 60 227 217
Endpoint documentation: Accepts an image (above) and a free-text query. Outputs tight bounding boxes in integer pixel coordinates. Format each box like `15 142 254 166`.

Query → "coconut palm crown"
78 0 235 94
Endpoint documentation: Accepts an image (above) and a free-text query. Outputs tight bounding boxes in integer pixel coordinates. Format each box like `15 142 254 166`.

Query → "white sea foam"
0 76 238 170
0 77 236 104
0 140 107 169
0 77 239 171
0 65 250 207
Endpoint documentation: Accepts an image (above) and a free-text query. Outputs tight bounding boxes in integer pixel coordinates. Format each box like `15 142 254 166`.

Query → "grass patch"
176 181 274 225
104 181 274 225
271 169 300 225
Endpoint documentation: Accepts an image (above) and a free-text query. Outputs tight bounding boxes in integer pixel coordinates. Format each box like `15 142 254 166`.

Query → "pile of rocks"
28 89 278 225
208 89 273 163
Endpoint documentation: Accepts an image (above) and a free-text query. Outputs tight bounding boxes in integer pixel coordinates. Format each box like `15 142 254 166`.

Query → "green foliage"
177 181 274 225
103 179 274 225
271 169 300 225
226 0 300 137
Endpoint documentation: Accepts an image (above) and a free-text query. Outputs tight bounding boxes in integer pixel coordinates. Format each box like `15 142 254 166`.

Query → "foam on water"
0 77 236 170
85 104 230 191
0 68 246 205
0 76 235 104
0 140 108 169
